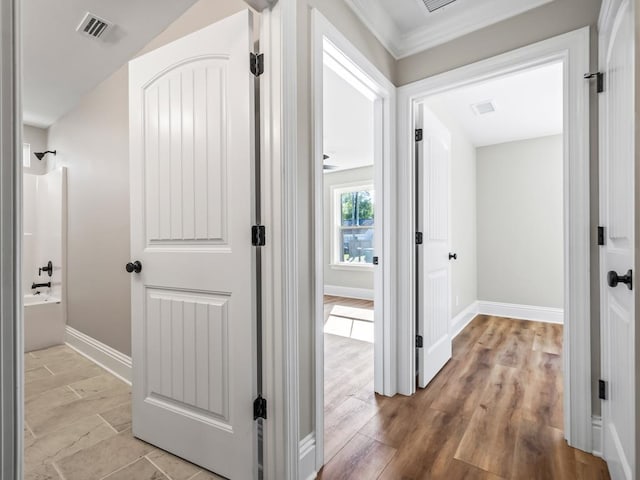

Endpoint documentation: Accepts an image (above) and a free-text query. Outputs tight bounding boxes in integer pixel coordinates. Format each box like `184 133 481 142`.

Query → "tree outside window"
335 185 374 264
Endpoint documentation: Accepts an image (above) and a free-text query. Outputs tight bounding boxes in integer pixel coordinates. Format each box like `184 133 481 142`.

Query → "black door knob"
607 269 632 290
125 261 142 274
449 253 457 260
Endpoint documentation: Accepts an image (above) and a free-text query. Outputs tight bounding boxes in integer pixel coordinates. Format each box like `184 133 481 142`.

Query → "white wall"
323 166 374 295
423 102 478 320
477 135 564 309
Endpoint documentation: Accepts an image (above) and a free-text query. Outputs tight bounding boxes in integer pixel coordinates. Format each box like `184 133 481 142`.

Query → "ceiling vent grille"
422 0 458 12
76 12 111 39
471 100 497 116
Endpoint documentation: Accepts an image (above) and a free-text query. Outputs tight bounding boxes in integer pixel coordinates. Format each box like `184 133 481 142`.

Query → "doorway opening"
398 28 593 453
311 10 396 471
19 4 278 479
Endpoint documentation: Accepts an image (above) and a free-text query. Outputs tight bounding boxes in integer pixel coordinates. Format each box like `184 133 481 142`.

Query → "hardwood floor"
320 301 610 480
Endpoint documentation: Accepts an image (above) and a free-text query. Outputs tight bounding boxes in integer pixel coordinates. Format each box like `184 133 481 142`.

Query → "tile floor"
24 344 223 480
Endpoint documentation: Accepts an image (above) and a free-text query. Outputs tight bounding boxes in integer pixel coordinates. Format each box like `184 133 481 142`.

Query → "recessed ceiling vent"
76 12 111 40
471 100 497 116
422 0 458 12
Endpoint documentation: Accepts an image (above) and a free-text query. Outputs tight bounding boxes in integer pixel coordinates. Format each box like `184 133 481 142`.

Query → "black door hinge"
584 72 604 93
415 232 423 245
253 395 267 420
597 226 605 246
599 379 607 400
416 335 423 348
250 53 264 77
415 128 423 142
252 225 266 246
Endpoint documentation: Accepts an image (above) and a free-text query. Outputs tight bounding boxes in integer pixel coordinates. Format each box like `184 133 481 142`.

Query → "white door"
129 10 256 479
599 1 635 479
416 105 453 388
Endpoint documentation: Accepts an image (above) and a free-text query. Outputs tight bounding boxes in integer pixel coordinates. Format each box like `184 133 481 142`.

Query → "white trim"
451 302 479 338
1 0 22 477
344 0 553 59
592 416 603 458
64 326 132 385
262 1 299 479
324 285 374 301
397 27 592 452
476 301 564 324
311 9 397 473
299 433 317 480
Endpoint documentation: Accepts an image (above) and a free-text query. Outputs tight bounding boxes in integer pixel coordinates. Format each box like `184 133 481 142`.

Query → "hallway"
320 308 610 479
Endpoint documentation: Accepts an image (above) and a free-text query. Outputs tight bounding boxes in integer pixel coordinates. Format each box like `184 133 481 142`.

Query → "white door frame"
397 27 593 452
0 0 23 479
311 9 397 471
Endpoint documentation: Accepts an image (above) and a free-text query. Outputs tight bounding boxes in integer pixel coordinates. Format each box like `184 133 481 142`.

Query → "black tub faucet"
31 282 51 289
39 261 53 277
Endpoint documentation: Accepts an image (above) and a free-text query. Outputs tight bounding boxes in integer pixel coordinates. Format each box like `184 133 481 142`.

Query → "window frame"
330 182 375 269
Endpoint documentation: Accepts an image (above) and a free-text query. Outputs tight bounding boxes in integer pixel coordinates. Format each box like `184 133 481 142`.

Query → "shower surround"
23 167 67 352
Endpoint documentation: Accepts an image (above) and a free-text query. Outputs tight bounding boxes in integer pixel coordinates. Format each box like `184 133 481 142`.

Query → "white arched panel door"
129 10 256 479
416 105 453 389
599 1 635 478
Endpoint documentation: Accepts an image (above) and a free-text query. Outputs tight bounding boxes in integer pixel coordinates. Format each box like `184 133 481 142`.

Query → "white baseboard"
476 301 564 324
451 302 479 338
65 326 132 385
592 416 603 457
324 285 374 301
299 433 317 480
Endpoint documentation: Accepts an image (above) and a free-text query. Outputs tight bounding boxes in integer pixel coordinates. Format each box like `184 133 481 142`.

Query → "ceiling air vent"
422 0 458 12
471 100 497 116
76 12 111 39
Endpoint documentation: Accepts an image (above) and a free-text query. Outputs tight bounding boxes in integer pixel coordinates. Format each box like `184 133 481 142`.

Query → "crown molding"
346 0 554 59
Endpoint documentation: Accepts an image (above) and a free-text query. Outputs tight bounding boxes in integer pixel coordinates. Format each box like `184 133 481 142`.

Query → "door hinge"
416 335 423 348
252 225 266 246
250 53 264 77
599 379 607 400
584 72 604 93
415 128 423 142
597 226 605 246
253 395 267 420
415 232 423 245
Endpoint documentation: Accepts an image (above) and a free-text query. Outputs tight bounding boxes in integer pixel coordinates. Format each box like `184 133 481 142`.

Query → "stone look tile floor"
24 345 223 480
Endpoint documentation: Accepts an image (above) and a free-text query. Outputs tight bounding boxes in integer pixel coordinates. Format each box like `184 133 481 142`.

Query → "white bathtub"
24 294 65 353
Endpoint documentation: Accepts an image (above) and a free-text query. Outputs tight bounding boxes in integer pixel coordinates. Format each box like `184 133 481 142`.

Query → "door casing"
397 27 594 453
311 9 397 472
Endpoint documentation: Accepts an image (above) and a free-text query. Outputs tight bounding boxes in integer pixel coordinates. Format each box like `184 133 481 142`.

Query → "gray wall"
45 0 248 356
477 135 564 309
296 0 602 438
396 0 602 86
323 166 375 292
22 125 47 175
422 103 477 318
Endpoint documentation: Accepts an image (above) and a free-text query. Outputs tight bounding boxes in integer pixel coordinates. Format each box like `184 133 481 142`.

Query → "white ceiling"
425 62 563 147
22 0 199 127
323 64 374 172
345 0 554 59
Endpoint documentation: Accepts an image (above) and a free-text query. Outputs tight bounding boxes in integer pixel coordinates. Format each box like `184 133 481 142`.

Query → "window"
23 143 31 168
333 184 374 265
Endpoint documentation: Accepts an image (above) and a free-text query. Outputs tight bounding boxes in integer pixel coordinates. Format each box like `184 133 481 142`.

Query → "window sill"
330 263 374 271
